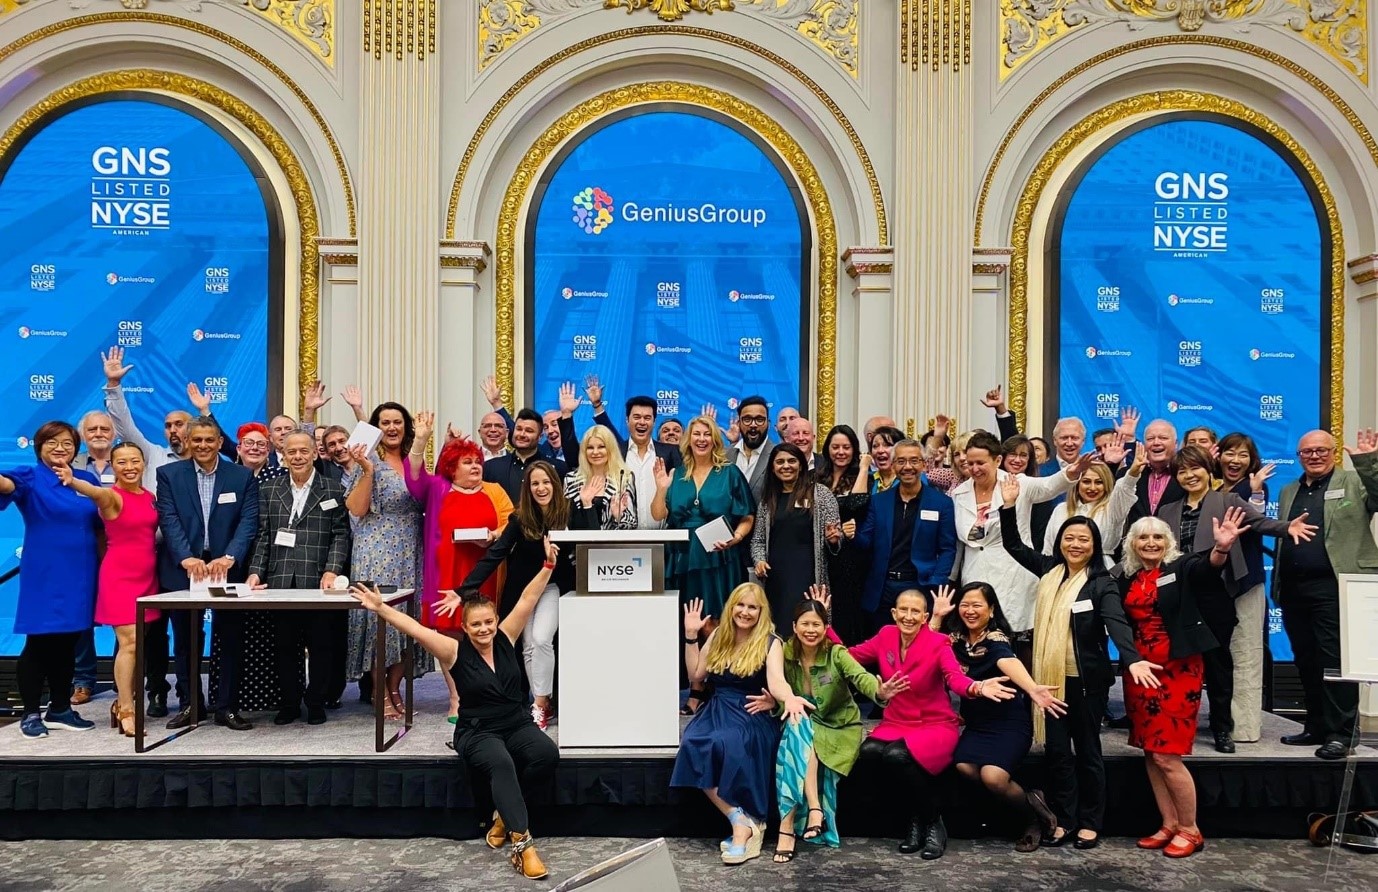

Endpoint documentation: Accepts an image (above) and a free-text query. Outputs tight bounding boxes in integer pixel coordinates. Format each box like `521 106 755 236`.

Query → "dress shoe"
1073 833 1101 850
166 705 201 730
508 831 548 880
897 817 925 854
1163 828 1205 858
486 812 508 849
307 706 327 725
1281 731 1323 746
1106 714 1131 730
215 710 253 731
920 816 948 860
1316 740 1351 761
70 685 94 706
1213 731 1236 753
146 692 168 719
1137 826 1176 849
274 707 301 726
325 699 342 710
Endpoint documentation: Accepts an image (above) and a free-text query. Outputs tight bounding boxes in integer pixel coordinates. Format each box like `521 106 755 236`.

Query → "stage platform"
2 675 1374 842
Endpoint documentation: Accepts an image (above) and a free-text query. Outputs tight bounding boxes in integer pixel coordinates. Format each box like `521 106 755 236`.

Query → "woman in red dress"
1117 508 1247 859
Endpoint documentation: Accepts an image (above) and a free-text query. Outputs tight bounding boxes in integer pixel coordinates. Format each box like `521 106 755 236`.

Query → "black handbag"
1308 810 1378 853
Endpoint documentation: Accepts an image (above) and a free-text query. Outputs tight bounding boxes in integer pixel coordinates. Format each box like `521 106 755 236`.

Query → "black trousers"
325 612 348 703
460 723 559 835
1043 682 1108 833
173 609 244 713
859 737 939 823
143 613 173 698
1198 594 1238 735
1281 579 1357 744
18 631 81 715
273 611 337 710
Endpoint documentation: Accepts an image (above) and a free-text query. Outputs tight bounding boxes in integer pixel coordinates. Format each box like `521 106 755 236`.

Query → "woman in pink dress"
56 442 158 737
831 588 1015 859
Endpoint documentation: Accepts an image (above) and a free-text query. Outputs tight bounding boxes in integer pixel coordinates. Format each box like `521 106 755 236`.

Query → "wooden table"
134 588 415 753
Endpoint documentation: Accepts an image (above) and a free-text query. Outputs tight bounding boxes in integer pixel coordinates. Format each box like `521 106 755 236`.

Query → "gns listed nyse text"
90 146 172 232
1153 172 1228 253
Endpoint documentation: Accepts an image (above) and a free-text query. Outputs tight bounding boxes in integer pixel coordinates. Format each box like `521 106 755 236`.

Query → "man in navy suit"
484 408 568 502
156 417 260 731
575 380 682 529
850 439 957 634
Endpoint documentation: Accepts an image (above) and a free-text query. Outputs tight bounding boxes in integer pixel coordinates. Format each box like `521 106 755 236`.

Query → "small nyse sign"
587 547 654 593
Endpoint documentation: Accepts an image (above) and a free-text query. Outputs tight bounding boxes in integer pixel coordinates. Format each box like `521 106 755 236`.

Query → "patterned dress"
343 461 431 679
1122 568 1205 755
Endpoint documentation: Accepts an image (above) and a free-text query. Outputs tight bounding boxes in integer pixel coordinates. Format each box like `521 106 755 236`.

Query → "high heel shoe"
117 704 136 738
109 702 120 730
721 807 760 865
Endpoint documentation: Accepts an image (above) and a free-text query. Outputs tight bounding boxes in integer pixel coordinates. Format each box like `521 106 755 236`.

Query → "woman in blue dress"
0 421 103 739
672 582 807 866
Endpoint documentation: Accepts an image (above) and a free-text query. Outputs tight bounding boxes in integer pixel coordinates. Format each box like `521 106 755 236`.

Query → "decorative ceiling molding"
1001 1 1367 84
1 1 335 67
479 0 858 79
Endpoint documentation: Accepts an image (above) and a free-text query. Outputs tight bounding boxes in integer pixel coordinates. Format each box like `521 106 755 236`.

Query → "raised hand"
186 381 210 416
1029 685 1068 718
1212 506 1253 552
433 589 462 619
1284 511 1317 545
558 381 581 418
933 413 951 440
542 535 559 566
349 443 373 471
652 457 672 490
480 375 503 409
350 582 385 613
413 410 436 445
1249 462 1276 494
1128 440 1147 475
1100 430 1128 467
683 597 710 637
700 403 718 423
101 346 133 385
303 379 330 412
582 374 603 408
1128 659 1162 689
980 385 1005 412
1346 428 1378 456
1117 406 1141 439
877 672 911 702
1068 450 1098 479
1000 473 1021 508
806 584 831 615
724 416 740 445
341 385 364 411
931 584 956 621
444 423 463 444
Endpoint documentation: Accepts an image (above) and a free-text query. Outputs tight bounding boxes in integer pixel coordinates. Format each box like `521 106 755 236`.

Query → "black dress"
951 630 1032 773
829 492 870 645
765 496 815 623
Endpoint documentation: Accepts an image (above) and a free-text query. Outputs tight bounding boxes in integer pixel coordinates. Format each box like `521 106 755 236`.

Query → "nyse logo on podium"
589 547 654 593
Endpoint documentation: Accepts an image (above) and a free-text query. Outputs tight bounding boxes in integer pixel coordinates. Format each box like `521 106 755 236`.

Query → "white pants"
1230 583 1266 742
522 583 561 698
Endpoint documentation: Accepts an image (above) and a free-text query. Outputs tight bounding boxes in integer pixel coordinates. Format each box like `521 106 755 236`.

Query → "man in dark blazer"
484 408 567 503
785 416 826 472
1123 419 1186 531
156 417 260 731
725 395 772 505
851 440 957 635
246 430 351 726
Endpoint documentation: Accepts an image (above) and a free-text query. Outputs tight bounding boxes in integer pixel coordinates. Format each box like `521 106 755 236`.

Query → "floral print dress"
1122 568 1204 755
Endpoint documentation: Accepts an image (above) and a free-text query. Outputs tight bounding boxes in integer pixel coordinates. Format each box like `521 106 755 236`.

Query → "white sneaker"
531 703 549 730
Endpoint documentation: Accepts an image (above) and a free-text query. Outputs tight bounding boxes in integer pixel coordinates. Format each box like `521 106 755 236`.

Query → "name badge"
1158 572 1177 586
320 498 339 511
1325 489 1345 501
920 509 940 521
1071 599 1093 614
818 673 834 686
217 492 237 504
100 473 115 485
275 530 297 548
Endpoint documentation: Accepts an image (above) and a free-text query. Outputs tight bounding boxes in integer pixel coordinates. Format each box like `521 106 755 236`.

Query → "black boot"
898 817 925 854
921 815 947 860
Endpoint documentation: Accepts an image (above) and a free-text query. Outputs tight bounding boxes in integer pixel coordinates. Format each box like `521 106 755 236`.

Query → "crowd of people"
5 352 1378 878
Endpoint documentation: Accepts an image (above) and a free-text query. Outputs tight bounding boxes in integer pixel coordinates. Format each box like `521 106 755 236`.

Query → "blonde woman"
563 424 637 530
673 583 806 865
1042 434 1144 560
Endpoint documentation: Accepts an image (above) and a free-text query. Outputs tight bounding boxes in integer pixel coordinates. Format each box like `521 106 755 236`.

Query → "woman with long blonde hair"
651 416 756 713
672 583 807 865
563 424 637 530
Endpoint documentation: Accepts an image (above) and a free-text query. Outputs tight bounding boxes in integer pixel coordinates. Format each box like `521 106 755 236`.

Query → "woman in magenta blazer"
832 588 1015 859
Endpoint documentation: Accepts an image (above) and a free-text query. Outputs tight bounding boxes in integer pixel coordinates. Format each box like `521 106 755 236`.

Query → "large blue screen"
0 98 272 655
1056 117 1325 661
529 111 805 426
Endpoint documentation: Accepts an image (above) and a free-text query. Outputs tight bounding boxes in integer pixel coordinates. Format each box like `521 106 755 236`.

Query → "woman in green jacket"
772 596 909 862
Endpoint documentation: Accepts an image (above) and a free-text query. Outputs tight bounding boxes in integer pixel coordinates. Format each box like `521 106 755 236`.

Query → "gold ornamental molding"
451 24 884 243
479 1 859 79
1001 1 1368 84
900 0 972 72
1006 90 1344 437
0 69 322 414
493 80 839 432
0 12 355 235
363 0 437 60
974 34 1378 244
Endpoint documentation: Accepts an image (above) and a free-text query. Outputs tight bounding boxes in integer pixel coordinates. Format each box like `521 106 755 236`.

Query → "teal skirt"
776 714 841 847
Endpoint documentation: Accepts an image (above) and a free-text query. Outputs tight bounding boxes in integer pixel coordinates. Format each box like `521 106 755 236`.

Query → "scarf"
1031 565 1088 743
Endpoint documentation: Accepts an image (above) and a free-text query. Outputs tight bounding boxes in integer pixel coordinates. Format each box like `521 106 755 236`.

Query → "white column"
1349 252 1378 432
356 0 441 415
890 2 974 434
440 240 492 436
970 248 1013 432
843 247 895 432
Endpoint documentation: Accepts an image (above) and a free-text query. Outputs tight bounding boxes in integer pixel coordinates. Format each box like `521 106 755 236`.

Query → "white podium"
553 529 688 749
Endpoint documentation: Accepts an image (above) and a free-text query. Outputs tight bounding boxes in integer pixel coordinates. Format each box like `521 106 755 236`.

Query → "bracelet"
683 637 699 646
542 561 557 570
1212 546 1230 555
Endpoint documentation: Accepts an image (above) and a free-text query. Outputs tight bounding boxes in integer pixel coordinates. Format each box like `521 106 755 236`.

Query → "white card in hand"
694 516 733 551
452 527 491 543
346 420 384 454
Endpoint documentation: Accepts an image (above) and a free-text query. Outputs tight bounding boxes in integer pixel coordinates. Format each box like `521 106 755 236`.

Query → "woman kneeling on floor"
351 544 561 881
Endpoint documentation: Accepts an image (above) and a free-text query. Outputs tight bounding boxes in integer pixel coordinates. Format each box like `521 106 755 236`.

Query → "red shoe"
1163 829 1205 858
1137 826 1175 850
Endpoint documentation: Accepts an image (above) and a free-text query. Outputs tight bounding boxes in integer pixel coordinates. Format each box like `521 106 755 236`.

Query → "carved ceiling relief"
1001 1 1368 84
0 1 335 67
479 0 858 79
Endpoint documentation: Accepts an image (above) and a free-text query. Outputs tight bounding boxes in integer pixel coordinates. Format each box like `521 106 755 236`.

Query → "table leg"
374 605 385 752
376 596 414 752
135 603 146 753
404 591 415 732
139 607 203 753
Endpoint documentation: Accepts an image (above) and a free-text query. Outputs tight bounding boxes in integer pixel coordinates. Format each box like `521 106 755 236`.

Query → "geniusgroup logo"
1166 400 1213 414
29 264 55 291
656 282 681 309
28 374 54 401
90 146 172 235
727 289 774 302
1249 347 1296 361
645 342 691 356
1167 293 1213 307
1260 288 1285 314
192 329 241 341
1084 346 1132 359
561 285 608 300
15 326 67 339
572 334 597 361
572 186 615 234
205 267 230 294
203 376 229 404
117 320 142 347
1095 286 1120 312
107 272 155 286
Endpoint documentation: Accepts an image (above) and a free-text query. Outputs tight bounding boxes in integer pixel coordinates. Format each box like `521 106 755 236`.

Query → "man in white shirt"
478 411 509 461
584 388 683 530
726 395 772 504
786 416 825 471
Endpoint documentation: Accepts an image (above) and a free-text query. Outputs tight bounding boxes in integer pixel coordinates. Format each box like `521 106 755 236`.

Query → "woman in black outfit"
351 551 560 880
750 443 842 623
998 474 1143 850
818 425 871 644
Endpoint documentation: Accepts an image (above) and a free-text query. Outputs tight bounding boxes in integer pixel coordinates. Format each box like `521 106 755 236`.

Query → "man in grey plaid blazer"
247 431 351 725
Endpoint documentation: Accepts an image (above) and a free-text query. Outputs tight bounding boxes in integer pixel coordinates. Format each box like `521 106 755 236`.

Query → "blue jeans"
72 627 98 689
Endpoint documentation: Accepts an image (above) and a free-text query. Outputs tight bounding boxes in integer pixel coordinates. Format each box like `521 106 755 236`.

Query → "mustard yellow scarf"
1031 566 1087 743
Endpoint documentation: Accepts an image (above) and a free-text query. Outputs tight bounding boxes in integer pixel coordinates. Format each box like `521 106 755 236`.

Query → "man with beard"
484 409 568 503
726 395 773 504
567 377 681 529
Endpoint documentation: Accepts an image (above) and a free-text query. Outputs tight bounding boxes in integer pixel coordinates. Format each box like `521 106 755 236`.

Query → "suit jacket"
247 471 351 588
1274 452 1378 597
1113 552 1221 660
1157 490 1290 595
1126 467 1186 524
483 450 567 504
590 409 682 472
854 480 957 612
155 458 259 590
726 443 772 505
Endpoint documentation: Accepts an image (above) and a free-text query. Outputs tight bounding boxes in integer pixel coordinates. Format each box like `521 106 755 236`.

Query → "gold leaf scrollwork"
1001 1 1368 84
242 1 335 65
604 0 735 23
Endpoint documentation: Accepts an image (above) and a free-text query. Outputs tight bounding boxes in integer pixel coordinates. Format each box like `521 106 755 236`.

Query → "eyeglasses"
241 440 269 449
738 416 768 425
1298 448 1334 458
